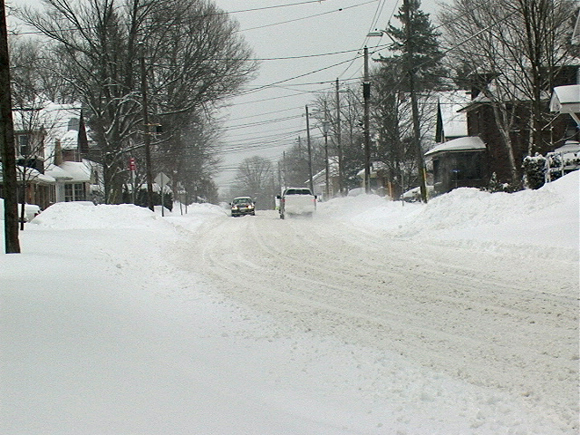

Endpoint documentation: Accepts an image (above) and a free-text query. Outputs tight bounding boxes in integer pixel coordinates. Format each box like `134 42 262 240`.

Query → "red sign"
129 157 136 171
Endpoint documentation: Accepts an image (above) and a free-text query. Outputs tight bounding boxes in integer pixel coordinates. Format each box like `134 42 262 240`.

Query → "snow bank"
0 200 41 222
29 202 167 230
318 171 579 251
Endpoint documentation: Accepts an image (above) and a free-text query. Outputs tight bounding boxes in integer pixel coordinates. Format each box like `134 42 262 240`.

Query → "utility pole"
305 105 314 193
323 100 330 200
335 78 343 195
363 46 371 194
0 0 20 254
140 45 154 212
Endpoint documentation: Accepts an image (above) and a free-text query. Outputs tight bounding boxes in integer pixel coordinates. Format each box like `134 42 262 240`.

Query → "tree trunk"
0 0 21 253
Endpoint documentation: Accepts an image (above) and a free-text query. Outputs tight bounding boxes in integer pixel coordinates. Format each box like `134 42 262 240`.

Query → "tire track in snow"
172 209 578 429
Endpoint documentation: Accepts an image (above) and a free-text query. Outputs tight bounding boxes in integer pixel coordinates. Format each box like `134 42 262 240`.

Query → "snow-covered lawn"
1 172 578 434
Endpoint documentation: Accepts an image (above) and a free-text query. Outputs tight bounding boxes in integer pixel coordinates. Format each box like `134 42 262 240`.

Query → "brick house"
459 66 579 185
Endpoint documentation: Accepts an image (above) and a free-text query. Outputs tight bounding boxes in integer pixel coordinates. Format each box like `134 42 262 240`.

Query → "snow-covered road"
2 174 578 434
173 209 578 430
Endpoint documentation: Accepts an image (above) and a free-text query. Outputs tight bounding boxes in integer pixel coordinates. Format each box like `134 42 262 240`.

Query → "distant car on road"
230 197 255 217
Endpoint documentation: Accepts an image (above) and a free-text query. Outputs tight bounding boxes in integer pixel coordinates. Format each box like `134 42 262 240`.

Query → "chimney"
54 139 63 166
78 110 89 159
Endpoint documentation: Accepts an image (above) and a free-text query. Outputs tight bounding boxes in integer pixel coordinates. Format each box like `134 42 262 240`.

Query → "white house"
550 84 580 127
7 101 104 208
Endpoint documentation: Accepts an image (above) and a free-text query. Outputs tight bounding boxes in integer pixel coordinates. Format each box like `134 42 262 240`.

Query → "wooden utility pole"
0 0 20 253
335 78 343 195
323 101 329 199
140 47 154 212
305 105 314 193
363 47 371 194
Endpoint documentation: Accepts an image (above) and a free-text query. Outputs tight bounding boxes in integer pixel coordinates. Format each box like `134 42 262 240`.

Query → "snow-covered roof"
12 166 56 184
60 161 91 182
552 140 580 154
550 85 580 113
46 161 91 182
45 165 73 180
438 91 470 138
60 129 79 150
425 136 486 157
0 166 56 184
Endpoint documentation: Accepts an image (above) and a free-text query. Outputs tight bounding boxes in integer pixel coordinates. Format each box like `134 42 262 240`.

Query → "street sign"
155 172 169 187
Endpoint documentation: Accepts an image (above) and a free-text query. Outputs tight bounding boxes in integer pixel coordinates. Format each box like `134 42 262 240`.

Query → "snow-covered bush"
522 153 546 189
485 172 510 193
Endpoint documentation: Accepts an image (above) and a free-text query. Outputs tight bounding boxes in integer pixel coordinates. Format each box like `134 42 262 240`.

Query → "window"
74 183 86 201
65 183 86 202
433 158 441 183
452 153 484 180
17 135 30 156
284 188 311 195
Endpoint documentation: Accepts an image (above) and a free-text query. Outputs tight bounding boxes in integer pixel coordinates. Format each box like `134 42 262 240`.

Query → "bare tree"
372 57 416 199
339 85 367 191
162 112 222 203
18 0 257 204
232 156 275 208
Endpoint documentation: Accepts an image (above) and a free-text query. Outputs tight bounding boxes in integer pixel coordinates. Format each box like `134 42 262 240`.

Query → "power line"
239 53 366 97
224 0 334 15
225 114 304 131
226 106 300 122
240 0 378 32
244 47 368 62
225 127 305 143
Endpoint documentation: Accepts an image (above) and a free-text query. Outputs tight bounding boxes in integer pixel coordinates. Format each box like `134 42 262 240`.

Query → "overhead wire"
225 127 305 142
226 106 299 122
240 0 378 32
337 0 392 79
224 113 304 131
223 0 336 15
237 49 382 97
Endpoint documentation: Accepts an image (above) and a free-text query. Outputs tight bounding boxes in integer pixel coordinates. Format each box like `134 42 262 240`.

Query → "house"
312 158 340 200
550 84 580 127
425 136 488 194
356 161 391 196
459 66 579 185
45 160 97 203
368 90 471 198
1 102 103 210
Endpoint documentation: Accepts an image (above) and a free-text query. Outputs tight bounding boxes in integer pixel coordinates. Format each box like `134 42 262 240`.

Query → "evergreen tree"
385 0 446 201
387 0 446 93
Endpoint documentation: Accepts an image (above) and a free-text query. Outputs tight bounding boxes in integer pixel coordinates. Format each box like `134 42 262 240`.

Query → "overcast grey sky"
211 0 447 192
